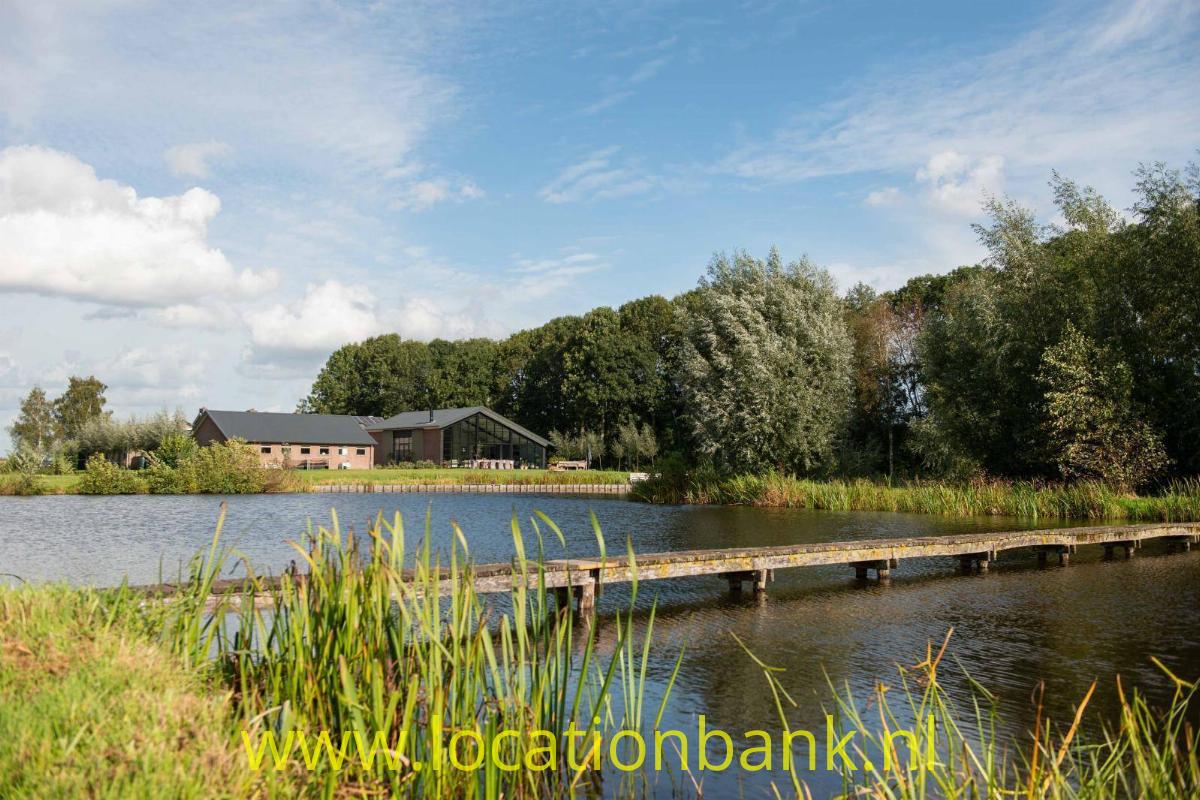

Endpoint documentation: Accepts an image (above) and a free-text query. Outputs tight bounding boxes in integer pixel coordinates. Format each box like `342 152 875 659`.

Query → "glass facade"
441 413 545 467
391 431 413 462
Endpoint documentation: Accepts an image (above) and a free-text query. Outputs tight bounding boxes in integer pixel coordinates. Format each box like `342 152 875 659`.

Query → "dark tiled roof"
369 406 550 447
199 410 378 446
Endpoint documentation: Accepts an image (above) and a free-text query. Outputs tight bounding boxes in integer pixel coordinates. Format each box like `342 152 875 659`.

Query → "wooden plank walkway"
137 522 1199 613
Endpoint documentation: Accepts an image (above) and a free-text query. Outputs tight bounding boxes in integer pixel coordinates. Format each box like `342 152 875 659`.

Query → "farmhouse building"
366 407 549 469
191 406 549 469
192 409 379 469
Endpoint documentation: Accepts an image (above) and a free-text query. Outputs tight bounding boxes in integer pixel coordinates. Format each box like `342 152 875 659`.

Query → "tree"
675 248 853 473
1039 324 1168 490
9 387 55 451
305 335 433 416
845 290 926 477
53 376 109 440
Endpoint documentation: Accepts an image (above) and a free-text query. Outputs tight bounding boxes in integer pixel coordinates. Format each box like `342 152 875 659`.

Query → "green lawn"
14 468 631 494
295 467 631 486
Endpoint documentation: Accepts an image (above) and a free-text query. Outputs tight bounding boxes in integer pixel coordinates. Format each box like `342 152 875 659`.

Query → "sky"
1 0 1197 451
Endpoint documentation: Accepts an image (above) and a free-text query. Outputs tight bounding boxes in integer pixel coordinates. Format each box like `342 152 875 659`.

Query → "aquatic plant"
634 471 1200 522
161 506 682 798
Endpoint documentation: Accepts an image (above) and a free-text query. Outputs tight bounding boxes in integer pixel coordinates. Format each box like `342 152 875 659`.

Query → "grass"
6 468 631 495
295 466 631 487
633 471 1200 522
0 585 259 799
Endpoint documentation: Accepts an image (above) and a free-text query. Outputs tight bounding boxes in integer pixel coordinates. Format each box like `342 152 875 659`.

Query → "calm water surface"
2 493 1197 797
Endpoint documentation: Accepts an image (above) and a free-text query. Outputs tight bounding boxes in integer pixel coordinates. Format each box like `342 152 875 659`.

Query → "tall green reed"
161 506 683 798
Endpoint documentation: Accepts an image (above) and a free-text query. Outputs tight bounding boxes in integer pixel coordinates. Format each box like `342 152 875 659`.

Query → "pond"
2 493 1197 797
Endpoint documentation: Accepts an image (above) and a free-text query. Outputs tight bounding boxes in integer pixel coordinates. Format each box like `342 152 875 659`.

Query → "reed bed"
634 471 1200 521
159 506 681 798
742 631 1199 799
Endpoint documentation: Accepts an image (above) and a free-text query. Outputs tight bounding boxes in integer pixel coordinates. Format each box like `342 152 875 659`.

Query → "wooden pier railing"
136 522 1199 613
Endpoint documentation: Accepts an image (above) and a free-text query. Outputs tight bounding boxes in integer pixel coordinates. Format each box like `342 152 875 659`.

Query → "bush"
77 453 148 495
144 439 295 495
0 446 47 495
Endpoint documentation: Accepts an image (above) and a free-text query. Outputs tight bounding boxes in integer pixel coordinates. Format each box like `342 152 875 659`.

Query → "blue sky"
1 0 1197 449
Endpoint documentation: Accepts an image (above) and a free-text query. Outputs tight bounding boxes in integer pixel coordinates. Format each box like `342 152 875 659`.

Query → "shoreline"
311 481 630 494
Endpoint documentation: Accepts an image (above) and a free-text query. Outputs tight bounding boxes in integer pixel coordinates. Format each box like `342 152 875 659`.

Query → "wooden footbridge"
138 522 1200 614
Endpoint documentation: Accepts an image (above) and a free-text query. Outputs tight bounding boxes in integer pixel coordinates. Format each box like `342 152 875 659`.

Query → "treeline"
299 161 1194 487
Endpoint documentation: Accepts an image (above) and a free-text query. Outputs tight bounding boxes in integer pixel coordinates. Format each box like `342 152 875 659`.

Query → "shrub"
153 433 198 468
173 440 266 494
0 446 46 496
77 453 148 495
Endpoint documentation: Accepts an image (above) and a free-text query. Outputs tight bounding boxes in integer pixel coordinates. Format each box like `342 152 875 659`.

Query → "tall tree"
8 387 56 451
1039 324 1167 489
53 376 109 440
676 248 853 473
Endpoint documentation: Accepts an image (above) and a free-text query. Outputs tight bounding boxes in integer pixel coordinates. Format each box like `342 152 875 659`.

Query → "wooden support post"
1059 548 1070 566
727 574 743 594
977 558 990 573
574 581 596 617
753 569 769 594
1103 544 1114 560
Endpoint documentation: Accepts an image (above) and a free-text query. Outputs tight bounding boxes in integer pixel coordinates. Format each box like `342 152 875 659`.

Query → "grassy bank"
0 585 258 798
3 468 631 495
295 466 631 487
632 470 1200 521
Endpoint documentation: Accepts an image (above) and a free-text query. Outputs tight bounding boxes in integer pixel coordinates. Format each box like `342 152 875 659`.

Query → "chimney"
428 408 434 423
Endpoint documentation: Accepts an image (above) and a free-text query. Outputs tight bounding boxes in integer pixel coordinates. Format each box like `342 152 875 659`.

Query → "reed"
634 471 1200 521
159 506 682 798
740 631 1199 799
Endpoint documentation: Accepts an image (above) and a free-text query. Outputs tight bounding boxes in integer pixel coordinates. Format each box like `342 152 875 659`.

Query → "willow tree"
675 249 852 473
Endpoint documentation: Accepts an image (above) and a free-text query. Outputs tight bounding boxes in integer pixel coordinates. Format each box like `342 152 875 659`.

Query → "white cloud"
245 280 384 361
718 0 1199 193
864 186 902 207
164 141 231 178
539 147 658 203
0 146 278 307
393 177 485 211
915 152 1005 217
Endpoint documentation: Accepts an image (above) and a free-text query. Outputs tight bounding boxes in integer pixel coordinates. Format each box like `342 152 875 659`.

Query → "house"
192 409 379 469
368 407 549 468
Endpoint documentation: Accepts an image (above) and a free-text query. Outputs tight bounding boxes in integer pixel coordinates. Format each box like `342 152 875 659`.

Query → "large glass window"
441 413 544 467
392 431 413 462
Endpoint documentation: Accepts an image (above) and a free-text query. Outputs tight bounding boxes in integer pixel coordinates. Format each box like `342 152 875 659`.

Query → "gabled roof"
369 406 550 447
197 410 378 446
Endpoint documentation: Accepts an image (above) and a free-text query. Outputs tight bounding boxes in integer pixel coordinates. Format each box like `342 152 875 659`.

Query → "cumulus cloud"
164 141 231 178
0 146 278 307
539 147 657 204
245 280 384 362
916 152 1005 217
